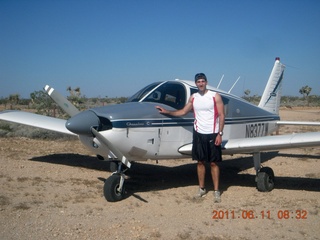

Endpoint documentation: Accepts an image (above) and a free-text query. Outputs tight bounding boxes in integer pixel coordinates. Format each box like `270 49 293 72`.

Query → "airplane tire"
104 174 125 202
257 167 275 192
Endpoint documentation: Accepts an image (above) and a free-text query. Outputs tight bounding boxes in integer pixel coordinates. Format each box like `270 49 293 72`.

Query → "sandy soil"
0 108 319 240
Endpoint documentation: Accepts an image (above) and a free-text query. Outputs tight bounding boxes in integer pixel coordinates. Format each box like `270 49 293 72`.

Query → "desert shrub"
0 122 12 132
0 122 13 137
0 121 77 140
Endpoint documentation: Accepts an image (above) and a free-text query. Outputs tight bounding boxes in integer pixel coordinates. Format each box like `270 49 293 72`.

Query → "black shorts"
192 130 222 162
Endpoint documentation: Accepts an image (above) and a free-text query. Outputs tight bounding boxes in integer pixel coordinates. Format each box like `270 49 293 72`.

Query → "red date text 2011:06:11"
212 210 308 220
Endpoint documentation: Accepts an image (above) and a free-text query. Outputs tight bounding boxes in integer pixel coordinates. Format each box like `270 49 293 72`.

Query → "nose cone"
66 110 100 135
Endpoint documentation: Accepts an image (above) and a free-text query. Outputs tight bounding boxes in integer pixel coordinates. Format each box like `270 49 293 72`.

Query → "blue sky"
1 0 320 99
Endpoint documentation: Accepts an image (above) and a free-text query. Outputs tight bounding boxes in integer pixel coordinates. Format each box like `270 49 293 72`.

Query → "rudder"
258 57 285 114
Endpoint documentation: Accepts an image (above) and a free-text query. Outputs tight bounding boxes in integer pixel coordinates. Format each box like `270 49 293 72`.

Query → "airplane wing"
178 132 320 155
0 110 76 135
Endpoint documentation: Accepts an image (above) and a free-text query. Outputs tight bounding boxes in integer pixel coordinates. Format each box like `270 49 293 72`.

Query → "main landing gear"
253 152 275 192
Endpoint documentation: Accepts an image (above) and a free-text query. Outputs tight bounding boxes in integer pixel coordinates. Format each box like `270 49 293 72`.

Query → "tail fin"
258 57 285 114
44 85 80 117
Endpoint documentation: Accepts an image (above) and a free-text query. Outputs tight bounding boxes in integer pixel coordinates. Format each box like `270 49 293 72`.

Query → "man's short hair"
195 73 207 82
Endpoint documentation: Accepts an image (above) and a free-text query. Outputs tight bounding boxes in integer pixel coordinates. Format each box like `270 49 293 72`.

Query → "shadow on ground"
30 151 320 202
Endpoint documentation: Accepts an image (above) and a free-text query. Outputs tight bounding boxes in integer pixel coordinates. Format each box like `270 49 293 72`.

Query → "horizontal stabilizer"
0 110 75 135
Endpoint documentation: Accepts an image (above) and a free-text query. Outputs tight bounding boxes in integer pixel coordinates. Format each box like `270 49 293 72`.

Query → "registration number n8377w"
245 123 269 138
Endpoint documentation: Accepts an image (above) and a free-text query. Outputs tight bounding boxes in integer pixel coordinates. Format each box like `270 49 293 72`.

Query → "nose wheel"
104 173 126 202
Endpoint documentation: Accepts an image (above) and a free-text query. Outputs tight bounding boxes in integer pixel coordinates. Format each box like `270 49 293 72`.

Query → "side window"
142 82 187 109
145 90 161 101
161 83 186 109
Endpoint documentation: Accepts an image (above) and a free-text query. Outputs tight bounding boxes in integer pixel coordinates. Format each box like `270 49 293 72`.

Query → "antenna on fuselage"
216 74 224 89
228 76 241 93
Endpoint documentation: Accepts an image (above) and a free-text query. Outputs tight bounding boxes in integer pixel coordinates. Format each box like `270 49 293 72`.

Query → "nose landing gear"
104 172 126 202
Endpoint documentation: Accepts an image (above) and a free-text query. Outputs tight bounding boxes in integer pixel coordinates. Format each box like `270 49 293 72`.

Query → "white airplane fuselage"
72 80 280 162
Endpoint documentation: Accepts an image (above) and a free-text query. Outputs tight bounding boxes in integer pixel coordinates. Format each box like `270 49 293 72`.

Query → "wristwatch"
219 131 223 136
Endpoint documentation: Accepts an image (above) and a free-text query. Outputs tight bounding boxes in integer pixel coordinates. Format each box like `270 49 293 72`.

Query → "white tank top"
192 91 219 134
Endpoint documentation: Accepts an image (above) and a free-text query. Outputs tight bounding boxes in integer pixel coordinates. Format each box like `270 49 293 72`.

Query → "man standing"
156 73 225 203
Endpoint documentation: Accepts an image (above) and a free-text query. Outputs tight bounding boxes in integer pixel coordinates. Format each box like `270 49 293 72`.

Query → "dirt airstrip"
0 108 319 240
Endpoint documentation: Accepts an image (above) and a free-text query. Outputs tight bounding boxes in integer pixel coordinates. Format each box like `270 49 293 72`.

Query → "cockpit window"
127 81 187 110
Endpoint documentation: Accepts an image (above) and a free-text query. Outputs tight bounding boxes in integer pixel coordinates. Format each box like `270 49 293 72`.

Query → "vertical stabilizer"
258 58 285 114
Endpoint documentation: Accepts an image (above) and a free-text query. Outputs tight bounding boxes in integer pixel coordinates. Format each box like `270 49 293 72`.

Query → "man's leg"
210 162 220 191
195 161 207 198
211 162 221 203
197 161 206 188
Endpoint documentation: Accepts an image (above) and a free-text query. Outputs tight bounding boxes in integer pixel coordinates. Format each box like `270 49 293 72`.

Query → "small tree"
243 89 251 101
66 86 86 110
299 85 312 106
30 90 56 116
8 94 20 109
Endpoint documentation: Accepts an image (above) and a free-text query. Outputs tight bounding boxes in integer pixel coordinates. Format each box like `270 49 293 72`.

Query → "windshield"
126 82 161 102
127 81 187 110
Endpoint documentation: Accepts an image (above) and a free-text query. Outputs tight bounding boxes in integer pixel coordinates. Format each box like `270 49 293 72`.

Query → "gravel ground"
0 108 319 240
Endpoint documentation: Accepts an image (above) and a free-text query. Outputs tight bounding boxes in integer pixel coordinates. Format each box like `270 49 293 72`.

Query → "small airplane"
1 57 320 202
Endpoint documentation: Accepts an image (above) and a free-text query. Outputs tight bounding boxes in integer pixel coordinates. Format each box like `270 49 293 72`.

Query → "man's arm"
156 95 194 117
215 93 225 145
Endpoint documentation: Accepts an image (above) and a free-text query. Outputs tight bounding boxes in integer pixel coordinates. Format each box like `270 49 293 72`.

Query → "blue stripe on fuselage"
110 116 280 129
